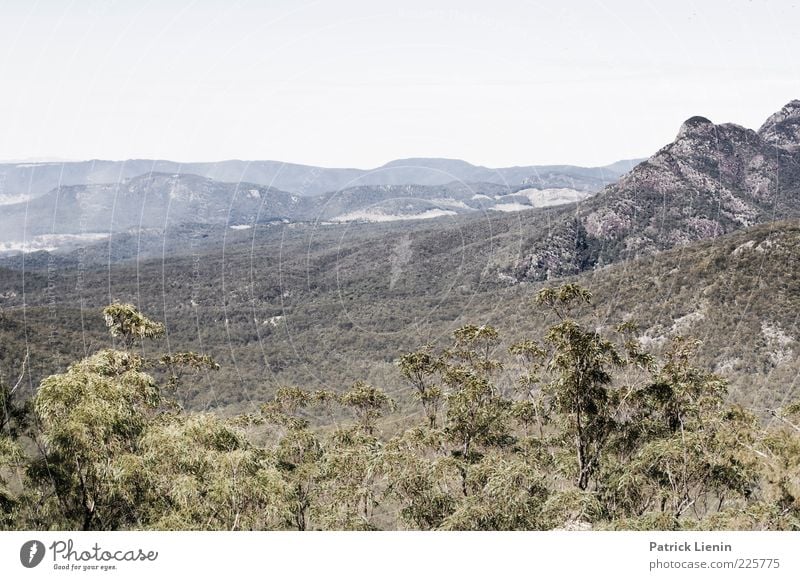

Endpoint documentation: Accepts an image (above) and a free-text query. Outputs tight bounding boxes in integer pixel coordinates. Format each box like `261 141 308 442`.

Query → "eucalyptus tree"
30 349 161 529
136 412 287 530
315 426 384 530
102 302 166 349
23 304 262 531
398 348 443 428
387 324 540 529
338 381 394 436
159 352 220 407
535 285 624 491
259 386 330 530
382 426 458 530
599 338 760 528
439 447 551 530
0 426 22 526
26 304 172 529
741 403 800 530
1 364 29 526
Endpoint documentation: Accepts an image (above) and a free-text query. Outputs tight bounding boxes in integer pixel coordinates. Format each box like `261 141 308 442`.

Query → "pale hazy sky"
0 0 798 168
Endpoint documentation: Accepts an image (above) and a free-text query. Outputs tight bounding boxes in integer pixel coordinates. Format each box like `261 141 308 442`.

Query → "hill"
511 101 800 280
0 173 592 251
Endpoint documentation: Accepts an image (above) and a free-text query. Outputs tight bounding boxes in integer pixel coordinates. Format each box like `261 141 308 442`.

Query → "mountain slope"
759 99 800 150
0 217 797 413
0 173 305 242
512 101 800 280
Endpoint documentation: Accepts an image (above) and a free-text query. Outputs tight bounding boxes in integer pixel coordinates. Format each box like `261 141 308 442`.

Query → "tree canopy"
0 288 798 530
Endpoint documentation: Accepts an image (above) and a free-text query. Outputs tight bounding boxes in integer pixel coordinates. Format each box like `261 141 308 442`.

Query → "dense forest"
2 285 798 531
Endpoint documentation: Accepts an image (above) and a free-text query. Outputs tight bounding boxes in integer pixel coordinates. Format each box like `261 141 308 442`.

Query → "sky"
0 0 798 168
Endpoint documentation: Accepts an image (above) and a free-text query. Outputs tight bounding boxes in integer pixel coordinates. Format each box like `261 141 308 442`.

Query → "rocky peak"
674 115 761 149
758 100 800 150
675 116 716 141
512 100 800 282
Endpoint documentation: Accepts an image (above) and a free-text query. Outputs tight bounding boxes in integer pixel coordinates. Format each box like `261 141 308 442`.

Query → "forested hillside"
1 217 797 414
2 293 799 531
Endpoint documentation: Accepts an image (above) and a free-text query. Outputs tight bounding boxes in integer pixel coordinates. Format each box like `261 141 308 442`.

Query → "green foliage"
541 489 604 529
443 371 511 462
0 433 22 524
102 302 165 349
0 360 29 526
159 352 219 404
339 381 395 435
1 289 799 531
398 348 443 428
1 371 30 440
755 407 800 530
535 283 592 319
274 427 323 530
439 452 550 530
382 427 458 530
136 413 286 530
315 427 383 530
448 324 503 376
539 288 624 490
29 349 161 529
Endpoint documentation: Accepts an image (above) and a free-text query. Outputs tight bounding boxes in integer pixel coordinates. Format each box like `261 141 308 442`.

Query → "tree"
398 348 443 428
103 302 165 350
259 386 328 530
1 358 29 526
391 325 517 516
1 353 29 440
447 324 503 377
735 403 800 530
443 370 511 467
536 285 624 490
274 427 323 530
29 349 161 529
600 338 759 528
0 431 22 526
21 303 286 532
159 352 219 399
439 449 550 530
135 413 287 530
382 427 458 530
339 381 394 436
315 426 383 530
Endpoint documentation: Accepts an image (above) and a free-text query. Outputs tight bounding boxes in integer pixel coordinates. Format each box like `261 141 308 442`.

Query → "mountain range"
0 156 639 201
0 101 798 416
0 156 643 252
0 173 599 250
511 100 800 280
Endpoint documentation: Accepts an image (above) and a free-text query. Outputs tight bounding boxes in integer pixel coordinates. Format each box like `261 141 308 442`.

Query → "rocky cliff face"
513 101 800 281
758 99 800 151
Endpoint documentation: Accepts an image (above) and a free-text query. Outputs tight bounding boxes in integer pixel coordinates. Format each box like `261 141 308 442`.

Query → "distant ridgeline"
0 157 637 249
